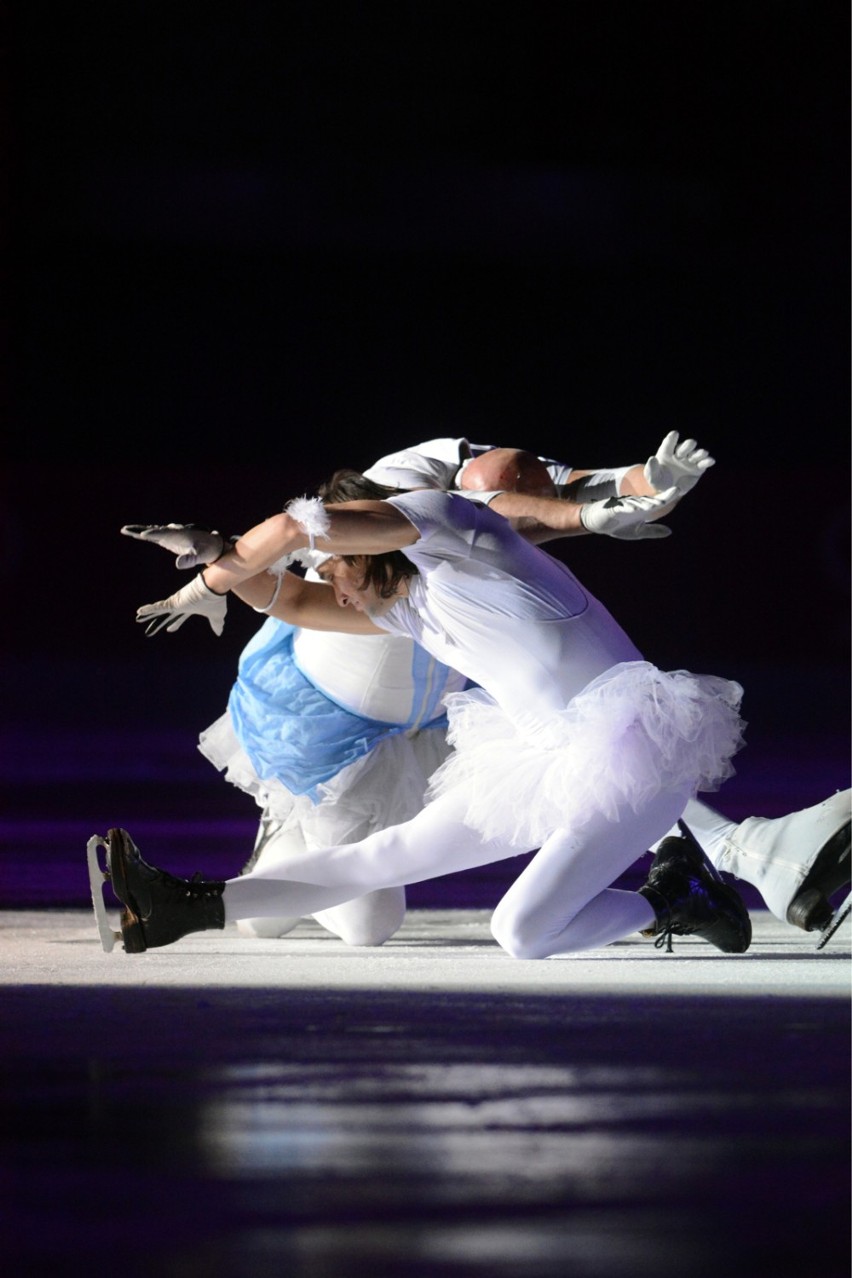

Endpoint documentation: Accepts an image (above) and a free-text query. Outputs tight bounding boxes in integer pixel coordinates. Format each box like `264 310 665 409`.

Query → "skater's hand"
580 489 677 540
643 431 714 499
121 523 227 570
136 573 228 636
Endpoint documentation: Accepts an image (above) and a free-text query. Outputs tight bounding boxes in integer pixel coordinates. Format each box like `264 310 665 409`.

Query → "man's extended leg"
91 790 515 953
224 788 517 925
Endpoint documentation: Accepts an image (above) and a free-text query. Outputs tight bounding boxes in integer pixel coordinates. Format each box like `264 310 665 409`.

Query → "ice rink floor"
3 906 850 1278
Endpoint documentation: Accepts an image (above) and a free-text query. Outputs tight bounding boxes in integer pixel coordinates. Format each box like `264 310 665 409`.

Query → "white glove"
136 573 228 636
580 488 678 540
644 431 714 498
121 523 227 570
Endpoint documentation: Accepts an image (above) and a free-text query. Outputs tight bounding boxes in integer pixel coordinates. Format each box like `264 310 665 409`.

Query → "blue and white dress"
199 615 466 845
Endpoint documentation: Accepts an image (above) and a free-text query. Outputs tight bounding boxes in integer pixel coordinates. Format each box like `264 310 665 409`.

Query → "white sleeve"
454 489 505 506
363 438 471 489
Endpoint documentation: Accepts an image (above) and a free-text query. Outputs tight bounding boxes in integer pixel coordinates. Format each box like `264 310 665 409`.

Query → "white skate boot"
716 789 851 942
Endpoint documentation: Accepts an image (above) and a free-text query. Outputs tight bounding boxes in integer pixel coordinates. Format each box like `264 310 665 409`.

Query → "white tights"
237 819 407 947
225 783 693 957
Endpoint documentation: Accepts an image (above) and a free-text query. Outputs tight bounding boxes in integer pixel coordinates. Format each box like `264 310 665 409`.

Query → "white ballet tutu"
199 710 451 847
426 660 745 848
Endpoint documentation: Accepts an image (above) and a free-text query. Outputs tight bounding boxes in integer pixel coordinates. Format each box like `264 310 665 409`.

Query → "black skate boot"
88 827 225 953
638 835 752 954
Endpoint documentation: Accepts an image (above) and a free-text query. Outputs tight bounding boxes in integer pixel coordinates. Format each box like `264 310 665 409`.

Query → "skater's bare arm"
489 489 678 544
487 491 588 539
232 571 384 635
134 501 417 638
203 501 418 596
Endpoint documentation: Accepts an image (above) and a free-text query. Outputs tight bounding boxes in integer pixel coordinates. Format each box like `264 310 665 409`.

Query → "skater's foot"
785 818 851 933
716 789 851 924
89 827 225 953
640 836 752 954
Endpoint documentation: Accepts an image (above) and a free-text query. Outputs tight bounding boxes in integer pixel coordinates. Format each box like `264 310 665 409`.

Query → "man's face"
316 557 403 618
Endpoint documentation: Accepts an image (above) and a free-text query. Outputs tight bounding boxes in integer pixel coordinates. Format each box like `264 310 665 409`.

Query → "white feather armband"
286 496 331 544
266 496 333 576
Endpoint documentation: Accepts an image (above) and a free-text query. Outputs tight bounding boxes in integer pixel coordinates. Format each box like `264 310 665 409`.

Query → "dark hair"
317 468 404 503
316 468 418 599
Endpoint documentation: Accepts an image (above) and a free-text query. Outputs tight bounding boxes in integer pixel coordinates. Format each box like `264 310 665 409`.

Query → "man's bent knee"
490 909 552 960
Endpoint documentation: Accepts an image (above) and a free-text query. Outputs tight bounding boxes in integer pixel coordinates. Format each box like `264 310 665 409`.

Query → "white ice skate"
715 789 851 946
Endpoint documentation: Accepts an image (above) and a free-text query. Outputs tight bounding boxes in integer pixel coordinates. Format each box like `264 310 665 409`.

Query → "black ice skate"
639 834 752 954
87 827 225 953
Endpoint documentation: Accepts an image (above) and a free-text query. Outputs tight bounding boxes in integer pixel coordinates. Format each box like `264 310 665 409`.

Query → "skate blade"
86 835 122 953
816 892 851 951
677 818 723 881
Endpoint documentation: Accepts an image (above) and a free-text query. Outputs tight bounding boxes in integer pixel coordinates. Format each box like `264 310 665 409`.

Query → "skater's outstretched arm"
557 431 715 502
134 497 418 636
231 567 386 635
488 486 678 544
201 499 418 594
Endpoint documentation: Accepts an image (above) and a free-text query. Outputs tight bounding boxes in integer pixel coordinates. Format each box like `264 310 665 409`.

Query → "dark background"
3 1 849 893
2 18 850 1278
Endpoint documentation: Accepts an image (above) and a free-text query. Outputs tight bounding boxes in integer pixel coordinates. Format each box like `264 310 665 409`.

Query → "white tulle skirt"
426 660 746 849
199 710 452 848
